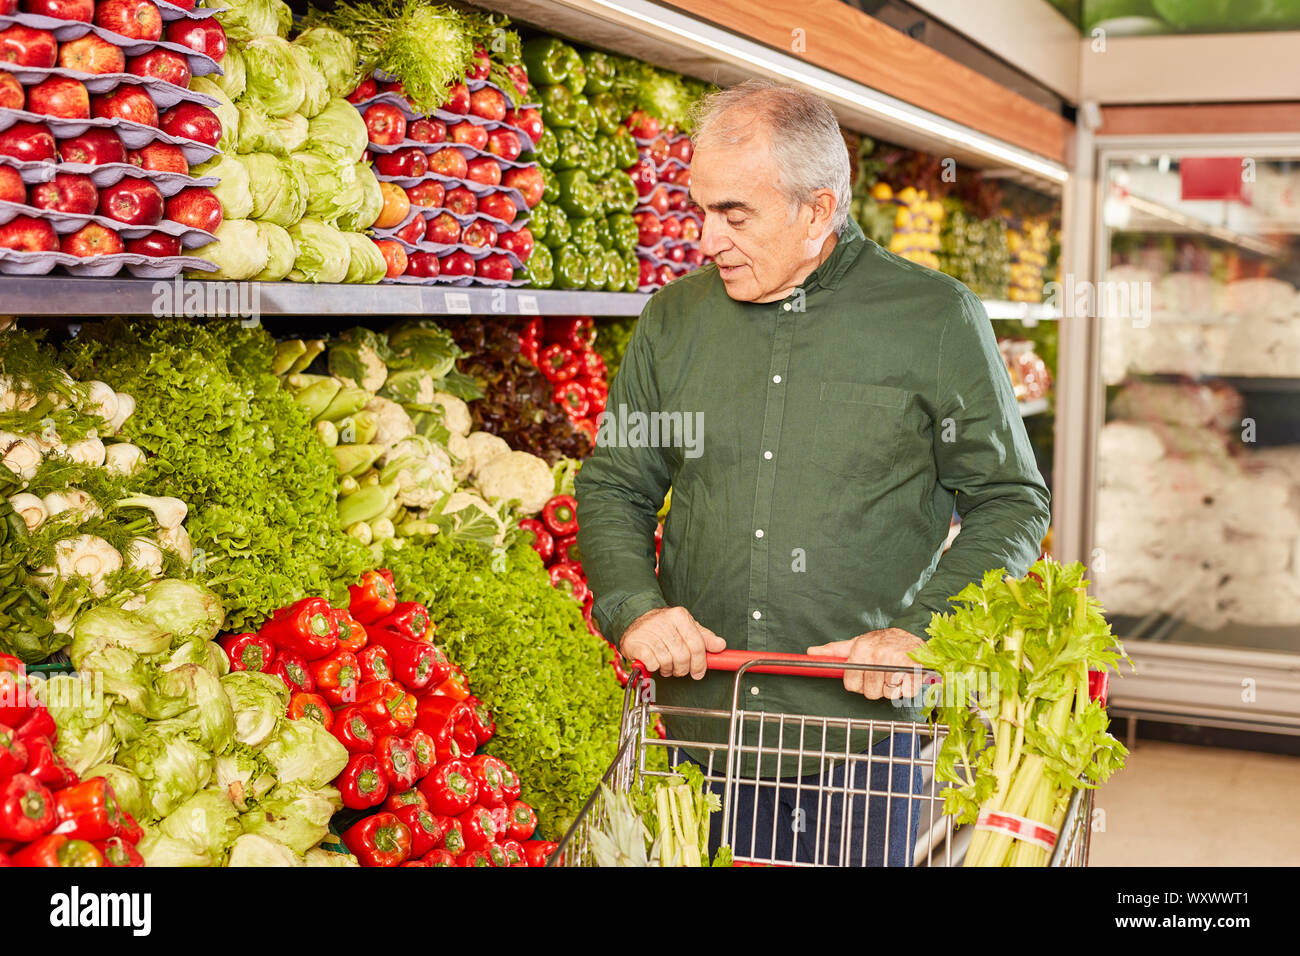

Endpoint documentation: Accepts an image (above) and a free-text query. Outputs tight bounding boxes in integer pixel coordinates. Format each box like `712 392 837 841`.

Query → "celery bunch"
912 559 1131 867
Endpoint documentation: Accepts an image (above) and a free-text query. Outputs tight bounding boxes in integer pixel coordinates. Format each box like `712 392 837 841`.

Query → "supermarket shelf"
0 277 651 318
1018 397 1050 417
982 300 1060 322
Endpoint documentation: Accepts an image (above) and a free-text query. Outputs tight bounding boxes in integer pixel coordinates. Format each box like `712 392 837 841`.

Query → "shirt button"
772 375 782 383
750 686 760 696
754 529 764 538
763 451 773 460
782 302 791 311
752 610 762 620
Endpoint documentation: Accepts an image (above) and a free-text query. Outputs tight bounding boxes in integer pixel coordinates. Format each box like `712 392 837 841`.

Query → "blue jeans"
672 732 925 867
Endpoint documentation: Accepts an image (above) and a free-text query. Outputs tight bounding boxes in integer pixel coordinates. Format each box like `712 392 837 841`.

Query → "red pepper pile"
243 570 558 867
0 655 143 868
519 316 608 447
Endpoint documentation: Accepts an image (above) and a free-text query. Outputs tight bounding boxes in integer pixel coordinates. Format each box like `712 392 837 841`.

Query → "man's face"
689 132 823 303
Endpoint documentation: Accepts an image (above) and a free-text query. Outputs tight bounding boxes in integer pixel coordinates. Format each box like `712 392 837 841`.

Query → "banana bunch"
880 184 944 270
1006 216 1052 303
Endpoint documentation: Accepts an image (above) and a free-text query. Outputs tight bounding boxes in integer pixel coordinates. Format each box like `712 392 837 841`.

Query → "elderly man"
575 80 1050 866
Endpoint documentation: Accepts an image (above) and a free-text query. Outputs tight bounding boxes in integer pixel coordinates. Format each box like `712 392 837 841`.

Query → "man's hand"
807 628 926 700
620 606 726 680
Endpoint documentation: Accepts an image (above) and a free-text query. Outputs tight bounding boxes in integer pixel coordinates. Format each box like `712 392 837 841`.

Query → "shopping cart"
552 650 1101 867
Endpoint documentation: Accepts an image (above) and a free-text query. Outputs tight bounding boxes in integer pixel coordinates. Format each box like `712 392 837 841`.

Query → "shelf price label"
443 291 472 314
517 294 540 315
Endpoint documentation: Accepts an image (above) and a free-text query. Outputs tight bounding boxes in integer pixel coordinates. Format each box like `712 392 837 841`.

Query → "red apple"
125 230 181 256
0 25 57 68
646 184 670 216
61 221 124 256
0 70 22 110
626 110 660 140
406 250 439 278
461 219 496 249
425 212 460 245
670 136 693 164
127 49 192 87
92 86 159 127
26 76 90 119
476 253 512 281
468 87 506 123
683 246 704 268
30 172 98 214
479 192 516 225
164 185 221 232
97 177 163 225
0 165 24 203
486 128 521 162
405 180 444 209
22 0 93 19
346 76 377 105
59 127 126 165
441 82 469 114
427 148 467 180
393 214 426 245
465 47 490 81
374 147 427 178
374 238 407 276
649 136 670 166
465 156 501 186
440 250 474 276
680 217 700 243
660 215 682 241
57 34 125 74
94 0 162 41
628 157 657 197
504 107 543 147
408 118 445 144
0 122 57 163
634 210 661 247
674 168 691 190
127 141 187 173
667 188 687 212
636 257 654 286
506 64 529 99
364 103 406 146
501 166 543 208
665 243 685 264
660 164 679 185
164 17 225 61
0 214 57 251
158 102 221 147
448 121 488 151
442 186 476 217
497 225 533 262
0 0 13 12
165 0 195 8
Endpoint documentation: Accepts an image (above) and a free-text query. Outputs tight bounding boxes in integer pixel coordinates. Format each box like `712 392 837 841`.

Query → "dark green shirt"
575 219 1049 770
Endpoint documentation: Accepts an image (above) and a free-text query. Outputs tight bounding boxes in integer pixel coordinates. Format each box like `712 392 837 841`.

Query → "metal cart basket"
552 650 1097 867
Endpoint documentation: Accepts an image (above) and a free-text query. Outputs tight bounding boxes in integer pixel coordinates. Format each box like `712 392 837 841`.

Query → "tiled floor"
1089 740 1300 866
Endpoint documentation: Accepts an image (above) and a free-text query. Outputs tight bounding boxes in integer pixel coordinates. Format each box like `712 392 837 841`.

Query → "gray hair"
689 79 851 235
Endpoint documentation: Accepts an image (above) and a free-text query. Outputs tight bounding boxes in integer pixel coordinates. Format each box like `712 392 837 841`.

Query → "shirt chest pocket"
809 381 908 480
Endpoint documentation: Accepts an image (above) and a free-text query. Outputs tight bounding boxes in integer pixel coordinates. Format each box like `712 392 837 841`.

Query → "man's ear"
806 188 837 239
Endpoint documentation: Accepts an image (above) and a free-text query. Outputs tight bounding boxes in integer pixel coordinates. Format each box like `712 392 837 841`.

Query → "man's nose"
699 215 730 259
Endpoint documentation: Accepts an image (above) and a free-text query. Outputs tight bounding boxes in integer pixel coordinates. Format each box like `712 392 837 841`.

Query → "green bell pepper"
600 174 638 214
530 127 559 168
542 166 560 203
522 38 572 87
557 169 602 219
538 84 575 128
571 94 597 141
622 250 639 292
561 48 586 96
553 128 589 171
555 247 588 290
526 243 554 288
602 248 625 292
587 136 613 179
581 49 615 93
541 204 570 248
570 216 600 255
585 246 609 290
529 200 550 241
610 127 640 169
591 91 621 136
594 215 613 249
608 212 639 252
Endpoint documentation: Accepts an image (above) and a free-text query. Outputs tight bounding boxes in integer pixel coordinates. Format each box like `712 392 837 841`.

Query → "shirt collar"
800 218 865 293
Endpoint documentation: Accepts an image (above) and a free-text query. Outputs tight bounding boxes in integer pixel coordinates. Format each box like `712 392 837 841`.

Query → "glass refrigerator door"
1093 149 1300 655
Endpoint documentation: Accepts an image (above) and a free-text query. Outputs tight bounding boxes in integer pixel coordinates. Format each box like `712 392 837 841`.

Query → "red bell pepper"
24 735 75 789
522 839 559 867
554 379 589 418
486 842 510 867
434 814 465 855
0 773 54 841
427 715 465 765
414 694 471 738
507 800 537 841
355 680 416 736
538 343 580 382
341 812 411 867
0 659 31 727
50 777 123 842
518 518 555 564
421 848 457 866
95 836 144 867
545 315 596 351
268 652 314 695
382 789 427 814
499 762 522 802
457 849 493 867
463 696 495 745
331 707 375 754
580 348 607 379
348 569 397 624
490 804 509 840
0 724 27 779
549 563 589 604
356 644 392 683
371 602 431 642
309 648 359 707
13 707 55 745
333 609 367 654
338 753 389 810
401 856 435 867
466 754 506 809
259 597 339 661
114 808 142 846
406 729 436 780
541 494 579 536
287 692 334 731
553 535 581 567
364 628 443 692
427 666 470 702
375 735 418 792
218 632 276 673
586 381 608 417
520 316 544 347
418 759 477 816
501 839 528 866
11 834 102 867
520 335 540 367
395 804 443 858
